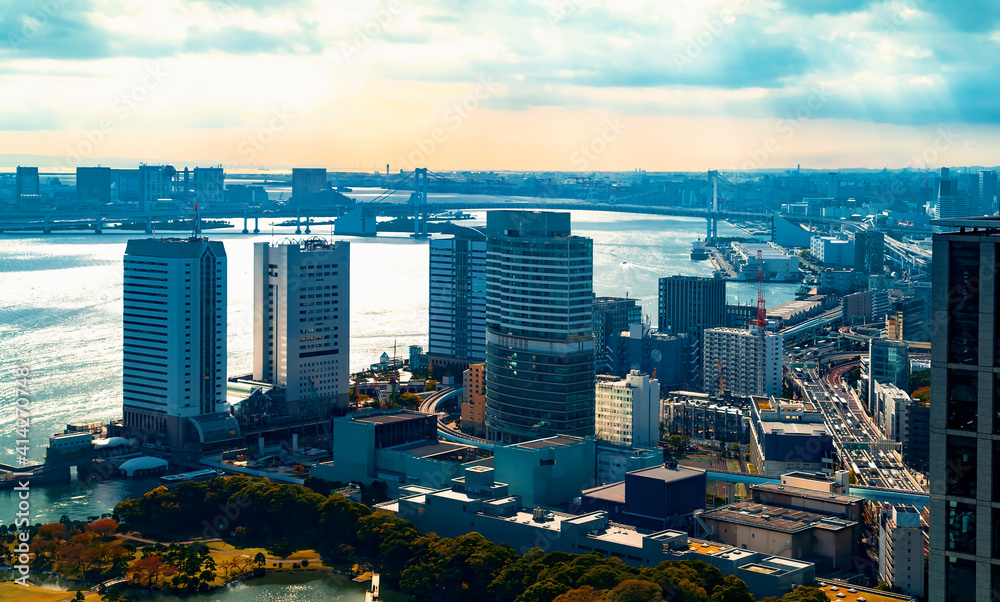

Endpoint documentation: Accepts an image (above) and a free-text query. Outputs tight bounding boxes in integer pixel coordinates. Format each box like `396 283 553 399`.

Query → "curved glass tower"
484 211 595 443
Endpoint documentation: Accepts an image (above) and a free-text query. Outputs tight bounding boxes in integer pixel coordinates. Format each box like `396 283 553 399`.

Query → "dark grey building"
484 211 595 443
428 225 487 380
868 339 910 419
903 399 929 472
291 167 327 205
854 230 885 275
928 217 1000 600
15 166 40 211
607 323 690 390
657 275 726 336
76 166 113 204
581 463 707 531
593 296 641 374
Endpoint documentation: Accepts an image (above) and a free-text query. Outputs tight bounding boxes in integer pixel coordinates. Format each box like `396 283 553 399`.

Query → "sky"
1 0 999 172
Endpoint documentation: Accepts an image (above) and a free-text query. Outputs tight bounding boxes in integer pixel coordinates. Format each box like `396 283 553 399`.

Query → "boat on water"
159 468 223 486
690 239 709 260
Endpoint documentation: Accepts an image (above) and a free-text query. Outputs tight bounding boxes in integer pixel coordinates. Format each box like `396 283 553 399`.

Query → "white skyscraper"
595 370 660 448
122 237 227 448
253 240 350 416
702 325 782 397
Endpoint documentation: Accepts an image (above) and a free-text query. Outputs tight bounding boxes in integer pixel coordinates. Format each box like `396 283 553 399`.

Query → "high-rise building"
594 371 660 448
593 295 641 374
879 506 925 598
76 166 113 204
291 168 327 205
122 237 229 448
868 339 910 419
427 226 487 379
853 230 885 275
702 325 782 398
607 322 691 390
980 170 998 215
15 166 40 212
138 164 179 211
253 240 350 417
484 211 595 443
657 275 725 336
928 218 1000 600
935 167 968 222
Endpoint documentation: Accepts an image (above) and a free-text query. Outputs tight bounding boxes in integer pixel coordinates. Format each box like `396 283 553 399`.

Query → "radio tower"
750 249 767 328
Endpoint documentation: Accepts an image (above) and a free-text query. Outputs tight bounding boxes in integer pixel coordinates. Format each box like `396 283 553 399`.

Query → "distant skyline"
2 0 999 172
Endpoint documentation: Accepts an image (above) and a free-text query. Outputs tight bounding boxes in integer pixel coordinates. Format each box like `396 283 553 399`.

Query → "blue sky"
1 0 998 171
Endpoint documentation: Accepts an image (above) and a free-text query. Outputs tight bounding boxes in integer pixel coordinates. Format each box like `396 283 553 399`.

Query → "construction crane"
750 249 767 328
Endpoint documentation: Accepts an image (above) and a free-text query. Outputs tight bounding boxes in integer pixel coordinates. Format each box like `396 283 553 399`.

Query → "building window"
947 556 976 600
947 371 978 431
946 501 977 554
948 242 980 365
947 435 977 498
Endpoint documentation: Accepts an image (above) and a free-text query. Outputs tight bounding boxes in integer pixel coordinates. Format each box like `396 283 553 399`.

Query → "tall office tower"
981 170 998 215
76 166 113 204
702 325 782 398
879 506 926 598
853 230 885 275
122 237 228 448
962 172 981 216
253 240 350 417
868 339 910 419
593 295 641 374
291 168 327 205
15 166 40 211
657 276 726 336
427 226 487 379
827 171 839 199
191 167 224 204
484 211 595 443
594 370 660 448
658 275 725 390
936 167 968 222
928 218 1000 600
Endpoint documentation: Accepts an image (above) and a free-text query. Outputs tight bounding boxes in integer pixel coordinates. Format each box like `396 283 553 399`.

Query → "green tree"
908 368 930 393
710 575 755 602
424 379 438 391
607 579 662 602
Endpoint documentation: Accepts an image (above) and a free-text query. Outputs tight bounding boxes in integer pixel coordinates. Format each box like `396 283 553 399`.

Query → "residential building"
594 371 660 448
818 267 858 295
879 505 925 598
810 235 854 267
122 237 232 448
873 380 910 442
190 167 224 204
460 363 486 437
748 396 834 476
664 391 747 444
593 295 641 373
427 226 487 379
928 218 1000 600
252 240 350 417
854 230 885 274
607 322 690 389
484 211 595 443
702 326 782 398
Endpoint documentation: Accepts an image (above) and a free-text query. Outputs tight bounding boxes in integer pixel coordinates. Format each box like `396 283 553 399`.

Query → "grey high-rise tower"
484 211 595 443
427 226 487 378
928 217 1000 600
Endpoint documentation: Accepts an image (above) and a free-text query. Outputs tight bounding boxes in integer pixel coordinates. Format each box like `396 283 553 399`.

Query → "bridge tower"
412 167 429 238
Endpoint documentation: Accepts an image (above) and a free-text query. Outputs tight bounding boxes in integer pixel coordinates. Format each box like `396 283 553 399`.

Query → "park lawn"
678 455 715 467
0 581 99 602
206 541 328 566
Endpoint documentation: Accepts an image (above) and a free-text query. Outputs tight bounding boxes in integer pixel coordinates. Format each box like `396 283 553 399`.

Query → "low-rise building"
751 481 861 522
379 465 813 600
878 505 925 598
700 500 859 572
664 390 748 444
748 396 834 476
582 462 707 531
595 442 662 485
494 435 596 508
873 380 910 442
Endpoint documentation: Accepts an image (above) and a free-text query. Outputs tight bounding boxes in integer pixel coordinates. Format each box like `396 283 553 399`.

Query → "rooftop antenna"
192 202 200 238
152 215 156 239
